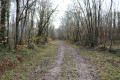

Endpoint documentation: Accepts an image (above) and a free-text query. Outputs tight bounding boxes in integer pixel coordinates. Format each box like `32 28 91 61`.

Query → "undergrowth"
73 45 120 80
0 41 56 80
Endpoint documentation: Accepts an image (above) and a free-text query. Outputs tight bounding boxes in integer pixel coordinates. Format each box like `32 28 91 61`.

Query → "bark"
0 0 7 47
15 0 20 48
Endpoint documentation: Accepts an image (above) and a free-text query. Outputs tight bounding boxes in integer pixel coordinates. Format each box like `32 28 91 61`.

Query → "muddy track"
39 41 97 80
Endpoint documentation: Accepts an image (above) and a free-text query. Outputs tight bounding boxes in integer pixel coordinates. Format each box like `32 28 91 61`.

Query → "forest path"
39 41 96 80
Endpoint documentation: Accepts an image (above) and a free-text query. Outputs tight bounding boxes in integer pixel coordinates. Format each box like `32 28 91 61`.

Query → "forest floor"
0 41 56 80
71 42 120 80
1 40 120 80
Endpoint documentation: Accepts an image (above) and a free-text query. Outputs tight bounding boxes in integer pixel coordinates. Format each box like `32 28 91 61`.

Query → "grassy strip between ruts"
59 49 77 80
0 41 56 80
71 44 120 80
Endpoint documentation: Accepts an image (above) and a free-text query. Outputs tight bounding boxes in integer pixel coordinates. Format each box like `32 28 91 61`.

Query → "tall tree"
15 0 20 48
0 0 7 47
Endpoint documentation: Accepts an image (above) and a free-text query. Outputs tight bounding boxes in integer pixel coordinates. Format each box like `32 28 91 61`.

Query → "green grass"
73 45 120 80
0 41 56 80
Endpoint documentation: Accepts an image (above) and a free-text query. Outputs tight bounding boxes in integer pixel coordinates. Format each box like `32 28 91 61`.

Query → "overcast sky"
52 0 72 29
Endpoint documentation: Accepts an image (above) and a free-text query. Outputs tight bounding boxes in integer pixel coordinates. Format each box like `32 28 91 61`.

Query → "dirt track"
39 41 97 80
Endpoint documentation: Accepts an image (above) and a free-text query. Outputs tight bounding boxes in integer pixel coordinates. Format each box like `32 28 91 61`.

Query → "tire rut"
67 45 96 80
39 41 97 80
39 41 65 80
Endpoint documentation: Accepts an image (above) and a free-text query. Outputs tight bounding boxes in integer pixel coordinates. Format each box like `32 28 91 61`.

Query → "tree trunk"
15 0 20 48
0 0 7 47
7 0 10 49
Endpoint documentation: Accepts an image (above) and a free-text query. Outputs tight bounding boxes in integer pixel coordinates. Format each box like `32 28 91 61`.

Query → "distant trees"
48 25 55 40
57 0 120 50
15 0 37 48
0 0 56 49
37 0 56 43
